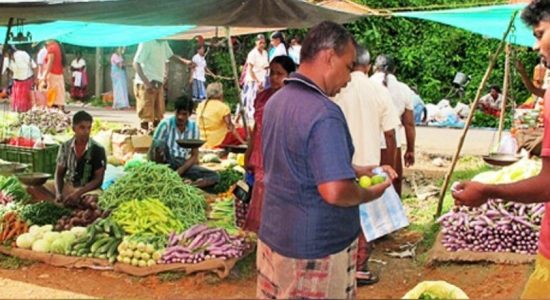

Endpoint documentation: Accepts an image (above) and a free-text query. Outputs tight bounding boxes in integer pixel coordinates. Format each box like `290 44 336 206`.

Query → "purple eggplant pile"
234 199 249 228
438 200 545 254
160 224 248 264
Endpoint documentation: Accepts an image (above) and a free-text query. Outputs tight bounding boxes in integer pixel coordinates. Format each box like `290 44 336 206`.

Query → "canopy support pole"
435 11 518 218
226 26 248 138
0 17 14 87
95 47 103 99
497 43 511 145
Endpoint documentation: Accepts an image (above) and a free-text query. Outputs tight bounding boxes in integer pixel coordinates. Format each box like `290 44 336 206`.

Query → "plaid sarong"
256 239 358 299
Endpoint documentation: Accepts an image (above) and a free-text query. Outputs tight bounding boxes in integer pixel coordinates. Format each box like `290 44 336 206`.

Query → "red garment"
539 89 550 260
243 88 276 233
46 42 63 75
10 78 33 112
217 127 246 147
356 232 369 271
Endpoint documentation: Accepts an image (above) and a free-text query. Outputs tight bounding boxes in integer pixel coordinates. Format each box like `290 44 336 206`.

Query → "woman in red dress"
243 55 296 233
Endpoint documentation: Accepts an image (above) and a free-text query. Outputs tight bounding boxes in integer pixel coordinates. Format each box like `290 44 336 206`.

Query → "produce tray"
0 144 59 175
0 244 254 279
426 232 535 265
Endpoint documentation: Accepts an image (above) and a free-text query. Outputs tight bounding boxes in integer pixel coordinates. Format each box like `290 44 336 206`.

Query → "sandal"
356 270 379 286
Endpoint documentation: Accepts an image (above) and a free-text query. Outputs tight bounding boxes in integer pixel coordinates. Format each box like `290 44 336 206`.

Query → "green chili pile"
99 162 207 230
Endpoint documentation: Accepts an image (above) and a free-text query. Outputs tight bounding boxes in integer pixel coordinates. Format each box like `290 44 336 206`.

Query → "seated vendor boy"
150 96 220 189
47 111 106 204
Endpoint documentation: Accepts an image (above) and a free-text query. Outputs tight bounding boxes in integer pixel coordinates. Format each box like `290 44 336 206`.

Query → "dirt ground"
0 231 531 299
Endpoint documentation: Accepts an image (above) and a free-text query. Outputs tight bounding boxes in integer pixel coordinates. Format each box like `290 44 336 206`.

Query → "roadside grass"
0 253 34 270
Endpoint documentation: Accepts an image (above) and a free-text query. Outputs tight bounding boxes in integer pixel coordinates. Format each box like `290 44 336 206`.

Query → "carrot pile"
1 212 29 243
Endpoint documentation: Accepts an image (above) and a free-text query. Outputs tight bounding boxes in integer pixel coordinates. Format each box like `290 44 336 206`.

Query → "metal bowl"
176 139 206 149
0 163 28 176
17 173 51 186
223 145 248 154
482 153 522 167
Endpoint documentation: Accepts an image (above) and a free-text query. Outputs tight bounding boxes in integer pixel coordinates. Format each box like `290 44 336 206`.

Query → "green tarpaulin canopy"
0 21 194 47
396 4 534 48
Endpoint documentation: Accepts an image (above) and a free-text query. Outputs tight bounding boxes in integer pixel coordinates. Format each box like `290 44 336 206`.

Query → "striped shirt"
153 116 199 159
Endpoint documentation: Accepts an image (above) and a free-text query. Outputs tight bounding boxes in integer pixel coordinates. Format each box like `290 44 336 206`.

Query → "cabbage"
43 232 60 244
29 225 41 235
31 239 50 253
50 239 67 254
15 233 36 249
69 226 87 237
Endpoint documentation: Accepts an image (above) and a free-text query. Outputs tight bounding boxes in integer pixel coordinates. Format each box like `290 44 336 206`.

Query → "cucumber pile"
68 219 124 263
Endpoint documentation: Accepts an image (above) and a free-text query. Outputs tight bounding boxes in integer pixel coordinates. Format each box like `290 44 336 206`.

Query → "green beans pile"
99 162 207 230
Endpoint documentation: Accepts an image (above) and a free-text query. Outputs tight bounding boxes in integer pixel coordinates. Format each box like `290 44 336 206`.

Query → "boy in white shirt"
191 45 215 102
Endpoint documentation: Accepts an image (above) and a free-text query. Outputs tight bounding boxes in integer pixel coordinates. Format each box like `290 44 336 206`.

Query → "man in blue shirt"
151 96 219 188
257 21 396 299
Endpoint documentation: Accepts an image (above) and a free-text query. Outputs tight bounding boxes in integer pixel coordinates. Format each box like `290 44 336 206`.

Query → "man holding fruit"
256 21 396 299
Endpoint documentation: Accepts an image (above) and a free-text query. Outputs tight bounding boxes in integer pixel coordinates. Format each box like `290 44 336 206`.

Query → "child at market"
42 111 106 204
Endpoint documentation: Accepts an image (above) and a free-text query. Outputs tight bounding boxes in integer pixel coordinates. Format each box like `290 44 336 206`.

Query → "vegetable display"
438 201 543 254
441 159 544 255
68 219 124 263
20 201 71 226
234 199 249 229
16 225 86 255
116 236 163 267
208 197 239 235
160 224 248 264
0 175 30 203
56 195 109 231
99 162 207 230
15 108 71 134
111 199 183 235
0 212 28 243
211 169 242 194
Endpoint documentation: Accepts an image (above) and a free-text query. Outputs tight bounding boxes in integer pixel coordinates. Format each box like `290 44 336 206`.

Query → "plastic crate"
0 143 59 175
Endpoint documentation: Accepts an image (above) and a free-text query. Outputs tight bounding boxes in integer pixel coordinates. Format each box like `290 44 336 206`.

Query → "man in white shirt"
371 55 416 196
191 45 215 103
288 36 302 66
241 34 269 123
133 40 193 130
333 46 400 286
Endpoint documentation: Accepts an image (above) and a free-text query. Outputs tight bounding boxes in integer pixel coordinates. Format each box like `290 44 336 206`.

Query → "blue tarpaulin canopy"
0 21 194 47
395 4 535 48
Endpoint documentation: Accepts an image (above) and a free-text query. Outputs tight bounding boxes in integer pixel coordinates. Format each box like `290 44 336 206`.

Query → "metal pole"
435 11 518 218
225 26 248 138
0 18 14 87
497 44 511 145
95 47 103 98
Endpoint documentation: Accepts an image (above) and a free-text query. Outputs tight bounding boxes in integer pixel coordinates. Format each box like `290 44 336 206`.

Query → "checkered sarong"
256 239 358 299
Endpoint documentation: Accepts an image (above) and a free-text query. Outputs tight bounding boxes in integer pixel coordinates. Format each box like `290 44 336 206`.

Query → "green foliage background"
201 0 539 127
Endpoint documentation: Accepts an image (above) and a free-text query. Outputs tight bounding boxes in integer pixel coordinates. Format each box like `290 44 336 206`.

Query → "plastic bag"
402 281 468 299
498 133 518 155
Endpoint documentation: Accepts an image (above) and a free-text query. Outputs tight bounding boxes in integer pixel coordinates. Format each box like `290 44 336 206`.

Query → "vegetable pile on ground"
99 162 207 230
440 158 544 254
111 198 183 235
16 225 86 254
0 212 28 243
116 235 163 267
0 175 29 204
234 198 249 228
438 201 543 254
68 218 123 263
211 169 242 194
15 108 71 134
55 195 109 231
208 197 239 235
20 201 71 226
160 224 248 264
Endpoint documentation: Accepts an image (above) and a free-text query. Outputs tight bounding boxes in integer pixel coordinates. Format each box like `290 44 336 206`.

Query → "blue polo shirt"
259 73 360 259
